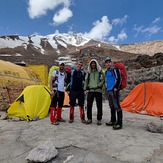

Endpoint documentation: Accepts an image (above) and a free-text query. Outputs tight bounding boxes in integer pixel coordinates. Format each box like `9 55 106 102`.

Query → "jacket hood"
87 59 102 73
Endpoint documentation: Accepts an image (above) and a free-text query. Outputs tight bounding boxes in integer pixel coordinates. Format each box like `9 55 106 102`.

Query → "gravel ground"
0 101 163 163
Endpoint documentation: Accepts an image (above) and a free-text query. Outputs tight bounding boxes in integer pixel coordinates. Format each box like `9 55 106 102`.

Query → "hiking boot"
69 119 73 123
85 119 92 124
106 121 115 126
51 121 59 125
57 118 66 122
113 124 122 130
97 120 102 126
81 119 86 123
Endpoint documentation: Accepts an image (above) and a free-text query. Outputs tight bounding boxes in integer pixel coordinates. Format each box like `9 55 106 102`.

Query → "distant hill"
120 40 163 56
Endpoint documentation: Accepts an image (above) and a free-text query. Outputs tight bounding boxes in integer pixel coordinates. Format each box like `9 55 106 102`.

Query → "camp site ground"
0 102 163 163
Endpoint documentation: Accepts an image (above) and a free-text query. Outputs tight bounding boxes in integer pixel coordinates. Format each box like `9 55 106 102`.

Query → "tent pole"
6 87 12 104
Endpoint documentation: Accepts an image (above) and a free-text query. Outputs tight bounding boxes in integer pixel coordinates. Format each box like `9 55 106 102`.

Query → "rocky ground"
0 102 163 163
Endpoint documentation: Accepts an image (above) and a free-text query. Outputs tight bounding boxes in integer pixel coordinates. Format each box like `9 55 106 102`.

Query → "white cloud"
152 17 161 24
27 0 72 25
84 16 112 40
108 29 127 43
54 30 60 34
134 25 161 37
112 15 128 26
53 7 73 25
83 15 128 43
134 17 162 37
142 26 161 36
117 30 127 40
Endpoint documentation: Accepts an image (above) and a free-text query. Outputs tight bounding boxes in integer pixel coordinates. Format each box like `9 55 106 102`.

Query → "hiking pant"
87 92 103 121
69 90 84 107
106 90 123 125
51 91 65 108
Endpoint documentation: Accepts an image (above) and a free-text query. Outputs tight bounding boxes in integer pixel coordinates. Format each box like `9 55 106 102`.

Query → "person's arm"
97 71 105 88
50 71 56 96
84 73 89 90
66 71 71 93
84 73 89 95
113 68 121 90
50 76 56 96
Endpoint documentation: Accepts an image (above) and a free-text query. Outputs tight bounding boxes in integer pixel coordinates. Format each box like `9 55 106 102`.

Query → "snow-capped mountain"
1 33 163 70
0 33 118 67
0 33 119 54
0 34 90 54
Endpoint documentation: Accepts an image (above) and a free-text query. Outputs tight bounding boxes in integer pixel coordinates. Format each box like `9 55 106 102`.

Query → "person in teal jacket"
84 59 105 125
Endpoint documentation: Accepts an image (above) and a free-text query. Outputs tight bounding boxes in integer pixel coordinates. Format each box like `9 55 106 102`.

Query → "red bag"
114 62 127 89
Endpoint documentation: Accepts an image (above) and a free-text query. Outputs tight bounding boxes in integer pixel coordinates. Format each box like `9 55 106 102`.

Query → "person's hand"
51 90 55 97
114 88 117 91
84 90 88 95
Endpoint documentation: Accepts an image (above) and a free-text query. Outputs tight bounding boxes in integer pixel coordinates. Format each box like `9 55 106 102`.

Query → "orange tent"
63 92 70 106
121 82 163 117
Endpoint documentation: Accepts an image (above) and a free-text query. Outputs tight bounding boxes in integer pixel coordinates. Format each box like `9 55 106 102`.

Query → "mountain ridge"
0 34 163 70
120 40 163 56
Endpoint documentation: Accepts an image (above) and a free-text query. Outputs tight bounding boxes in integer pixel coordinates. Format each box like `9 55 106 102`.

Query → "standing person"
105 57 123 130
84 59 105 125
50 62 66 125
66 61 85 123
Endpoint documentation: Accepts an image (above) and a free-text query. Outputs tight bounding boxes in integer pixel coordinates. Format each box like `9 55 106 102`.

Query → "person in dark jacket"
66 61 85 123
105 57 123 130
84 59 105 125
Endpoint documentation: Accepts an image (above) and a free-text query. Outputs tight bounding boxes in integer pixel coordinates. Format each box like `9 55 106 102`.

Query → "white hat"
59 62 65 66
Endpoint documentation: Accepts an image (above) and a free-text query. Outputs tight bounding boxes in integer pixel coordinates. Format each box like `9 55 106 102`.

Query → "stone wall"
121 65 163 100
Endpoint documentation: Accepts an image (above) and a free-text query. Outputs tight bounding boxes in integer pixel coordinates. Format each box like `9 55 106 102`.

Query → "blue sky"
0 0 163 44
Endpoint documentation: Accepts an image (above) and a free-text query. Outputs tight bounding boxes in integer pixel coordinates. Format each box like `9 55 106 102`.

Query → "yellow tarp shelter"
7 85 51 121
0 60 42 110
27 64 48 86
0 60 41 87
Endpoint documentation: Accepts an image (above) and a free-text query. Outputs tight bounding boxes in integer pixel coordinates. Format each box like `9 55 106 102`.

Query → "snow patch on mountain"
55 33 90 46
113 44 120 50
30 35 42 48
0 36 25 48
56 56 77 66
0 33 91 52
46 34 57 49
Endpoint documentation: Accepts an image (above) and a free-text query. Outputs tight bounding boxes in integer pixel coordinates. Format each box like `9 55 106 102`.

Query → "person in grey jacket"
84 59 105 125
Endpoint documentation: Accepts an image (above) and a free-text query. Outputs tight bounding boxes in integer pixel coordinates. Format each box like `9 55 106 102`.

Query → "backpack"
48 66 59 88
52 70 59 88
114 62 127 89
